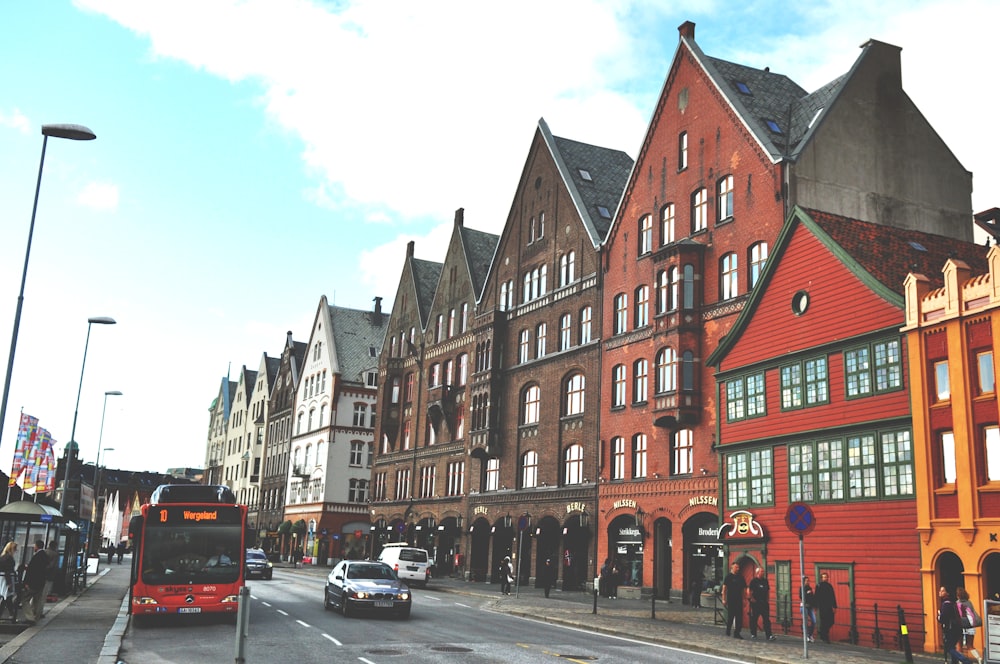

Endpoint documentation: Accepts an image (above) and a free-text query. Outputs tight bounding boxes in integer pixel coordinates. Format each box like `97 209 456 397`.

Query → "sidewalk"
280 561 943 664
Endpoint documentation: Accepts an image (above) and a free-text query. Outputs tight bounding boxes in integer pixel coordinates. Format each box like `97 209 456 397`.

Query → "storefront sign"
719 510 765 542
689 495 718 507
698 526 720 538
473 505 489 515
618 526 641 542
566 501 587 514
613 498 637 510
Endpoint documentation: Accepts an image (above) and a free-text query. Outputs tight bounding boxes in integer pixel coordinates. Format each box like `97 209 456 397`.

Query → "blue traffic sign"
785 502 816 536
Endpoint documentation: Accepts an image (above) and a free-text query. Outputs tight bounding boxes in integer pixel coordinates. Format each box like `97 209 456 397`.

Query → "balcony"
652 390 701 429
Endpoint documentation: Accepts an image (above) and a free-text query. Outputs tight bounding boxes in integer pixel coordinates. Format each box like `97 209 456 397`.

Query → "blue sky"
0 0 996 477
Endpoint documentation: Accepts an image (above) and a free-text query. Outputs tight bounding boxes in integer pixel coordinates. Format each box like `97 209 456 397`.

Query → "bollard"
593 585 598 614
651 593 656 619
234 586 251 663
896 604 914 664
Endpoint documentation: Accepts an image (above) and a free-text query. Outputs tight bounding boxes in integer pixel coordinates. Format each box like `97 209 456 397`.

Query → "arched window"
564 444 584 485
613 294 628 334
678 131 688 171
579 306 593 344
721 252 738 300
519 329 530 364
656 347 677 393
612 365 626 407
717 174 734 221
522 385 541 425
672 429 693 475
565 373 586 416
639 214 653 255
634 286 649 328
669 266 680 311
560 314 572 351
634 359 649 403
560 251 576 286
749 242 769 289
536 323 547 358
304 444 312 469
661 203 675 245
611 437 626 480
691 188 708 232
632 434 647 478
521 451 538 488
457 353 468 386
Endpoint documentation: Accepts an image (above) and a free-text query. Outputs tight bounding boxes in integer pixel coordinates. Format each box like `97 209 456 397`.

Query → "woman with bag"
499 556 513 595
956 587 982 664
0 542 19 622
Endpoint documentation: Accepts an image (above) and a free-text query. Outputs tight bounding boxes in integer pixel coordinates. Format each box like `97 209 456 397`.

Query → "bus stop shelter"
0 500 78 594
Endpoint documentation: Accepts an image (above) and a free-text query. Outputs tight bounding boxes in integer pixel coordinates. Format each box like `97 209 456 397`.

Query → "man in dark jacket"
22 540 47 624
815 572 838 643
721 562 747 639
748 567 776 640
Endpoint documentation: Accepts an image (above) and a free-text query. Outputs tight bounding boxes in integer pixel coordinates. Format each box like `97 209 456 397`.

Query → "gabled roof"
410 257 442 330
541 118 633 246
708 206 988 366
264 355 281 391
327 304 390 383
459 224 500 297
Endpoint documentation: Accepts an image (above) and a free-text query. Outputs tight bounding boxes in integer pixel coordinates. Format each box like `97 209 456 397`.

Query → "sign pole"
785 502 815 660
800 532 808 659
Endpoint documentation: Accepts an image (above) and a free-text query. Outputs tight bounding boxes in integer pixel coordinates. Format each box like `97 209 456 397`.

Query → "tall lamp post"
59 316 116 517
90 390 121 556
0 124 97 451
93 446 114 556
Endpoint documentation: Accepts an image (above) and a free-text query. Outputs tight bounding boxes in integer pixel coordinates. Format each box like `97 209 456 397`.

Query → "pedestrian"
814 572 837 643
801 575 817 642
106 542 114 565
0 541 19 622
117 541 126 564
748 567 776 640
608 559 620 599
689 573 703 608
21 539 47 625
563 549 573 591
599 558 610 598
721 561 747 639
499 556 513 595
955 587 982 664
542 557 555 598
43 541 58 602
939 586 975 664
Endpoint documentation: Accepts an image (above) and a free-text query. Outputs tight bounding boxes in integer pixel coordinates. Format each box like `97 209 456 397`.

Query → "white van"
377 543 431 587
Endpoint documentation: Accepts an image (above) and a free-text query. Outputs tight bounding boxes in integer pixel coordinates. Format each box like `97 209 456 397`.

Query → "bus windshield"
140 524 242 585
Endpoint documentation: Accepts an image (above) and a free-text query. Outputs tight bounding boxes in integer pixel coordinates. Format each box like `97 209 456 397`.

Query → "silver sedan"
324 560 412 619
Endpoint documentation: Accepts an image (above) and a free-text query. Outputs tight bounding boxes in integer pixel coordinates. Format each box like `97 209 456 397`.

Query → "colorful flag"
41 433 56 493
30 429 55 493
9 413 38 487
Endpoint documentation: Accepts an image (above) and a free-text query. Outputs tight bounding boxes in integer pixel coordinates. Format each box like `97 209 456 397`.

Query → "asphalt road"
117 568 748 664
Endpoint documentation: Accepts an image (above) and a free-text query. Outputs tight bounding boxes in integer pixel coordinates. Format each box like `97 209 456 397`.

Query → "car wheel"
324 588 332 611
342 598 352 618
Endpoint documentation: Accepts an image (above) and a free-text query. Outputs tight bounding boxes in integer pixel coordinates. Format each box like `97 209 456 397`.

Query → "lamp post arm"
59 321 92 515
0 135 49 451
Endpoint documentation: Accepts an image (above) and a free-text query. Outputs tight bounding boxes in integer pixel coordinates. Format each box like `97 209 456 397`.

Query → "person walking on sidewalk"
939 586 975 664
499 556 513 595
748 567 776 640
43 541 58 602
956 587 982 664
542 558 556 598
21 539 47 625
815 572 837 643
0 541 19 622
721 562 747 639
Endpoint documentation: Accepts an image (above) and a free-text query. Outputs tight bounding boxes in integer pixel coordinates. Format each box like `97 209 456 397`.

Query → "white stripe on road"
260 601 271 607
423 595 441 601
454 603 471 608
322 633 342 646
296 619 310 627
358 658 375 664
277 609 289 616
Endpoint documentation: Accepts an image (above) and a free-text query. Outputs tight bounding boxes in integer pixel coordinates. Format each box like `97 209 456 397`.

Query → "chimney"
406 240 415 258
286 330 293 346
373 296 383 315
678 20 695 40
454 207 464 228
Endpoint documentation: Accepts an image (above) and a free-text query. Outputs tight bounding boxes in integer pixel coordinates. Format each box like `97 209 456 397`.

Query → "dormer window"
765 119 782 134
734 80 751 95
579 168 593 182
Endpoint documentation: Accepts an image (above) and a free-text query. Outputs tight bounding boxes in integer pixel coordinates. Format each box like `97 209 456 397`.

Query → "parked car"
377 543 431 587
245 549 273 580
324 560 411 618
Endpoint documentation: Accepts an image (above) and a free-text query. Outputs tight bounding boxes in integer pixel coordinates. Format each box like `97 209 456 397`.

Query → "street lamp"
59 316 116 516
90 391 121 556
0 124 97 452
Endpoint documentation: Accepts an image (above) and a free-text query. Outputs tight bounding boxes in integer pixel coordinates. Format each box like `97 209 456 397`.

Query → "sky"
0 0 996 477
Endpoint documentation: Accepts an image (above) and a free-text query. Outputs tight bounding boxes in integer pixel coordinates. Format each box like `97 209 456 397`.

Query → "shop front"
683 512 723 603
607 514 643 590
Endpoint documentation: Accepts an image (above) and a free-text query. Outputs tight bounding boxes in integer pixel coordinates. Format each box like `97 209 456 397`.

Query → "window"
564 444 583 485
403 420 411 450
435 314 444 343
979 352 995 394
633 359 648 403
656 347 677 393
749 242 768 289
673 429 693 475
499 281 512 311
521 451 538 488
565 373 585 416
348 479 369 503
536 323 547 358
986 426 1000 482
447 308 456 338
635 286 649 328
614 294 628 334
579 306 592 344
683 264 695 309
394 468 410 501
457 353 468 386
429 363 441 387
349 440 365 467
669 266 680 311
444 359 454 386
940 431 957 484
391 378 400 404
461 302 469 333
678 131 688 171
721 252 738 300
881 430 914 496
560 314 572 351
560 251 576 287
485 458 500 491
632 434 647 478
661 203 675 246
612 365 626 407
717 174 734 221
692 188 708 232
726 373 765 421
726 448 773 507
847 433 878 498
519 329 530 364
353 404 367 427
781 357 828 409
611 437 626 480
454 403 464 439
681 350 695 390
446 461 464 496
845 338 903 398
656 271 668 314
419 465 436 498
935 361 950 401
639 215 653 255
522 385 540 425
538 212 545 239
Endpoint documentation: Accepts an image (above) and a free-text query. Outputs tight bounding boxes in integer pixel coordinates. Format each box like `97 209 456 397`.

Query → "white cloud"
0 108 31 134
77 181 120 211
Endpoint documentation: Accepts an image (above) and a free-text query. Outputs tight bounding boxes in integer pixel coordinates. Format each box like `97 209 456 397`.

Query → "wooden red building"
708 207 985 649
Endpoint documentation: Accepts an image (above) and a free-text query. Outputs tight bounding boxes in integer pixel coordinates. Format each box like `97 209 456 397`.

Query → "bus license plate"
178 607 202 614
374 600 393 608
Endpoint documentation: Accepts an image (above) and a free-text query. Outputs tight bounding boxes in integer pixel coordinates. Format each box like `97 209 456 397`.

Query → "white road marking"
322 633 342 646
260 601 271 607
358 658 376 664
296 619 310 627
454 603 471 608
277 609 289 616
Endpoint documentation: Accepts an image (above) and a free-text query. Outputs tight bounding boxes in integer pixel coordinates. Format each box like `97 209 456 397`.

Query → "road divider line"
322 634 342 646
296 620 310 627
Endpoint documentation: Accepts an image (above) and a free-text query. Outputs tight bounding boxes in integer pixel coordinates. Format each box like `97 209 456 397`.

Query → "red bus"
128 484 248 616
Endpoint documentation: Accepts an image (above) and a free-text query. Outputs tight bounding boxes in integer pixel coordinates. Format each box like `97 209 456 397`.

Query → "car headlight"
398 592 410 600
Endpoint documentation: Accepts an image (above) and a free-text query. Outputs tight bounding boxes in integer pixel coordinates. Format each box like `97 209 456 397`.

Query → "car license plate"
407 566 418 571
178 607 202 614
374 600 393 608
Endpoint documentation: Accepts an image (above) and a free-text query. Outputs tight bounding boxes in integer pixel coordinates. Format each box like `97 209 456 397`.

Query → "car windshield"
399 549 427 563
347 564 395 580
247 551 267 561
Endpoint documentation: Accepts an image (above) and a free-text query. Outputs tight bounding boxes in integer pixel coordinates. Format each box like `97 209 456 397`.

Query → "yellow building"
902 246 997 653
